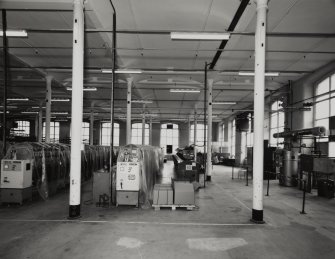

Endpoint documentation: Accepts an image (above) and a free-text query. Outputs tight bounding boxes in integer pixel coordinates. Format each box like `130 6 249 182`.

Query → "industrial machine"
116 161 140 207
273 126 331 190
0 159 32 204
279 150 299 187
246 140 276 180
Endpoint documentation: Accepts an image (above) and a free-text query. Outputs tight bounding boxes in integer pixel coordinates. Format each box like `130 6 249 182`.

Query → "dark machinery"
273 126 332 191
173 146 203 182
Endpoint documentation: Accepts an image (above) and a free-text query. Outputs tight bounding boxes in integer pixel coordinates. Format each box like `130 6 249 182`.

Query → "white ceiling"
0 0 335 123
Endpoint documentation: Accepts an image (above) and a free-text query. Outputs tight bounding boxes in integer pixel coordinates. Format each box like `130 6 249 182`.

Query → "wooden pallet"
152 204 196 211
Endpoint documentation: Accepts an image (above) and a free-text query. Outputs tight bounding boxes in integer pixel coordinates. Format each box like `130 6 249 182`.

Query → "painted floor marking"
187 238 248 252
0 219 262 227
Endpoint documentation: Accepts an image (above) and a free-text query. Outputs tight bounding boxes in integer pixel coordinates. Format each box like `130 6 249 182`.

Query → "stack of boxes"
153 184 173 205
153 181 195 206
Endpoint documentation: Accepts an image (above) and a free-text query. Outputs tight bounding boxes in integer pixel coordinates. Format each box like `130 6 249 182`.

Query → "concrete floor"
1 162 335 259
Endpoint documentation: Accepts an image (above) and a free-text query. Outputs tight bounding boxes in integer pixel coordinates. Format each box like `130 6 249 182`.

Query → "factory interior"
0 0 335 258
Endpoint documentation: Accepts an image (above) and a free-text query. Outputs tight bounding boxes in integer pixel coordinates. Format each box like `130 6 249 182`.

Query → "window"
101 122 120 146
314 75 335 132
82 122 90 144
161 124 179 154
190 124 207 152
43 122 60 143
270 100 284 147
13 121 30 136
131 123 149 145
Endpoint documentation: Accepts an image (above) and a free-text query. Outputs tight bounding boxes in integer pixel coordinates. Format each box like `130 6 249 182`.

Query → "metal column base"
68 204 81 219
251 209 265 224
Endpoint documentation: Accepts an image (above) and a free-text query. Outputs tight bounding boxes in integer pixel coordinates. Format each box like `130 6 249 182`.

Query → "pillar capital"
207 78 214 86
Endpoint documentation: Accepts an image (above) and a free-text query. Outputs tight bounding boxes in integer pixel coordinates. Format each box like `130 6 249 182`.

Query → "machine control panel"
116 162 140 191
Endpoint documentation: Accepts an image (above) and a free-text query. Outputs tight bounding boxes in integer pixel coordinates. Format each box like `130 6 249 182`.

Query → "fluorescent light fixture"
0 111 10 114
102 69 142 74
171 32 230 41
51 112 68 115
51 98 70 102
0 30 28 37
213 102 237 105
66 87 97 91
32 106 46 109
170 89 200 93
55 119 68 122
21 111 38 114
7 97 29 101
238 71 280 77
83 112 99 115
0 105 17 109
131 100 153 104
146 114 158 117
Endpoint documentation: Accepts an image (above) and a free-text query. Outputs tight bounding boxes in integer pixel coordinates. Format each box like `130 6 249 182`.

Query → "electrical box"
1 159 33 204
116 162 140 207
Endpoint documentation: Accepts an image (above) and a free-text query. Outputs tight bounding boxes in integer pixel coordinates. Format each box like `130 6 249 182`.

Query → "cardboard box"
173 182 195 205
153 184 173 205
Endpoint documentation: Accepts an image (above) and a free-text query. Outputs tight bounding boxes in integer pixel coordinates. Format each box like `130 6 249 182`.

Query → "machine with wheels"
0 159 33 204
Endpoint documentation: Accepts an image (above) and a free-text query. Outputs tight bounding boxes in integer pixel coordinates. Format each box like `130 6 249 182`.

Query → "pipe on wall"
273 127 326 138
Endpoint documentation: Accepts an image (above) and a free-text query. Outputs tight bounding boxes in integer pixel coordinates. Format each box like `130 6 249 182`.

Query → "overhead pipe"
273 127 326 138
2 10 8 156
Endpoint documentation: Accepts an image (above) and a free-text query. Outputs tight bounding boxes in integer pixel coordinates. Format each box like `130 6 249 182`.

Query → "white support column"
206 79 213 181
142 105 145 145
89 111 94 145
149 117 153 146
126 78 132 145
194 109 197 162
252 0 268 224
69 0 84 219
45 75 52 143
38 108 43 142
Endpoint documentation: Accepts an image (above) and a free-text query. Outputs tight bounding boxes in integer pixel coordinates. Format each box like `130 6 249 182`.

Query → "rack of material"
2 142 112 200
0 160 32 204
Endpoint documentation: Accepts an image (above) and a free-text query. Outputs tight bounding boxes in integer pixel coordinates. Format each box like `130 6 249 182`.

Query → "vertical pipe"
142 105 145 145
38 108 43 142
149 117 153 146
187 117 191 146
194 109 197 162
126 78 132 144
110 8 116 174
69 0 84 219
206 79 213 181
251 0 268 224
204 62 207 178
89 111 94 145
2 10 8 155
45 75 52 143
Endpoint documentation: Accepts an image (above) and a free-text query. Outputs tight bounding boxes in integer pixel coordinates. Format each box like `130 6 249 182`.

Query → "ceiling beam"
210 0 250 69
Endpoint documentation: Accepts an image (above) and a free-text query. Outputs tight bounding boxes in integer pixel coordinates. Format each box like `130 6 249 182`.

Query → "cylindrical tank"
280 150 299 187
